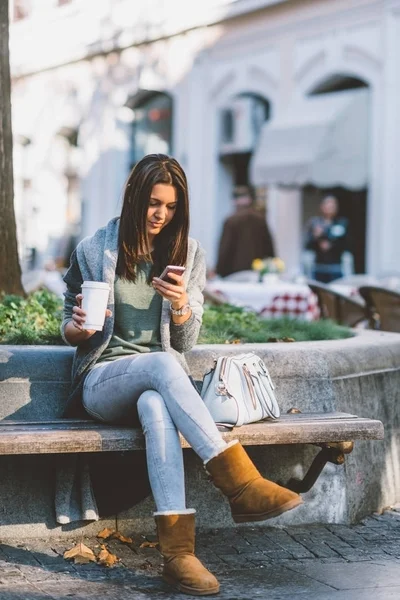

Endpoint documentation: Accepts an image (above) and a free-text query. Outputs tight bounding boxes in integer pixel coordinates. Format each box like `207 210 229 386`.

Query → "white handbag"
200 352 280 427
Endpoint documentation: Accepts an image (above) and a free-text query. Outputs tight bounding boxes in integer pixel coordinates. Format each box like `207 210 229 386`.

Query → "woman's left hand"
152 272 188 309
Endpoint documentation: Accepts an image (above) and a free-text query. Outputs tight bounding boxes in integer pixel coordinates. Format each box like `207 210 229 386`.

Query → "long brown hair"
116 154 189 281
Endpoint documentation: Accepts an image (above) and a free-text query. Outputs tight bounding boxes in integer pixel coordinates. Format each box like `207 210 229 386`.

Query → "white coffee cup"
81 281 110 331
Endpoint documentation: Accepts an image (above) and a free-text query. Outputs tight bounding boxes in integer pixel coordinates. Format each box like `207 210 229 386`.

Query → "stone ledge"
0 329 399 538
1 330 399 419
188 330 400 380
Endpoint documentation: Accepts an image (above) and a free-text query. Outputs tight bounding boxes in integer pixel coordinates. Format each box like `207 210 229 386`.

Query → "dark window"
221 109 234 144
237 92 270 128
310 75 367 95
130 92 173 167
219 93 270 153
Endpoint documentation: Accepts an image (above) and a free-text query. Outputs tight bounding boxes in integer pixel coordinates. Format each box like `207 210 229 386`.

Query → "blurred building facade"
9 0 400 276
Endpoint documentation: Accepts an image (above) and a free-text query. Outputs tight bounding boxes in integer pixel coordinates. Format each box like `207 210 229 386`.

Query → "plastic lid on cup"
81 281 110 290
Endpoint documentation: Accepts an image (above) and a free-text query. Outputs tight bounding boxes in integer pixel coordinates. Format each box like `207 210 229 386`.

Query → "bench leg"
283 442 354 494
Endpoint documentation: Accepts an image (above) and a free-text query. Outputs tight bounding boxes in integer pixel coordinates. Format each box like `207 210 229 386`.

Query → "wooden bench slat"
275 412 359 420
0 413 384 456
0 412 359 427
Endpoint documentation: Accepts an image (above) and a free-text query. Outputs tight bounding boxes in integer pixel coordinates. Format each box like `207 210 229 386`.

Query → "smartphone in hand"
159 265 186 283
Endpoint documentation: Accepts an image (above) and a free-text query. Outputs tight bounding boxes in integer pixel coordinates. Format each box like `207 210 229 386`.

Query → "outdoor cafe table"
205 279 319 321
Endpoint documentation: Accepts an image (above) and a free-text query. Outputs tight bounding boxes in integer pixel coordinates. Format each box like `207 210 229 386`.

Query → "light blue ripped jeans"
82 352 227 513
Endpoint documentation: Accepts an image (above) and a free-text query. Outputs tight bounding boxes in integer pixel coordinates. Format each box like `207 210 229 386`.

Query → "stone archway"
295 59 382 275
302 73 371 274
219 91 271 186
203 67 277 266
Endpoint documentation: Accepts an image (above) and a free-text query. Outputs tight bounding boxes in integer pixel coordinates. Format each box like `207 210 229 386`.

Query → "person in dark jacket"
305 195 350 283
216 186 275 277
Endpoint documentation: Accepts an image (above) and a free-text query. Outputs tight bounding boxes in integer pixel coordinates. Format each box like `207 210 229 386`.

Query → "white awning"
250 88 369 190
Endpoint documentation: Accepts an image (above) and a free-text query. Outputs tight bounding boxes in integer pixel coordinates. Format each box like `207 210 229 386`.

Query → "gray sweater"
61 216 206 417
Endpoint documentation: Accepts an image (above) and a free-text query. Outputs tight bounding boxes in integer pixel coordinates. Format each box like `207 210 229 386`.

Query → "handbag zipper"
220 357 228 381
217 357 233 397
242 364 257 410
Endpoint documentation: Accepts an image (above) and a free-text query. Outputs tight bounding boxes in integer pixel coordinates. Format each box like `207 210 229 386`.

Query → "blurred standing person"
305 195 350 283
216 186 275 277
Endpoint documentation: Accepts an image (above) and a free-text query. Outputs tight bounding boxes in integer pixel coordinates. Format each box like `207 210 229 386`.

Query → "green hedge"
198 304 352 344
0 290 64 345
0 290 353 345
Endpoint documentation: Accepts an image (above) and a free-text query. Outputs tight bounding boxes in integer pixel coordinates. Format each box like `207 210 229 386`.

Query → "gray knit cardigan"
61 216 206 418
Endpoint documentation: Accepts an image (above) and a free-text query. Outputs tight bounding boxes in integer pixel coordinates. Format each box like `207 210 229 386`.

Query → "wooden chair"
358 286 400 333
308 280 367 327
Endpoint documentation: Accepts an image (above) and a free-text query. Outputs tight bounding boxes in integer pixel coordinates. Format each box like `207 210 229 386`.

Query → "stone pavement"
1 512 400 599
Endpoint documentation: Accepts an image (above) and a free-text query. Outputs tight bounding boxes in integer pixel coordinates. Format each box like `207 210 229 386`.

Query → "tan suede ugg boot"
155 511 220 596
206 442 303 523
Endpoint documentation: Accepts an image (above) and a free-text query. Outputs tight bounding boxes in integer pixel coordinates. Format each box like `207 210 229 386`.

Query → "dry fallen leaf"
111 531 133 544
224 339 242 344
63 542 96 564
96 528 133 544
140 540 159 549
98 544 119 568
96 527 115 540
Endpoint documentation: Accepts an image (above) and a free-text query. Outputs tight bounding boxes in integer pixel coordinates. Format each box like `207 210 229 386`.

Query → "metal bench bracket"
284 441 354 494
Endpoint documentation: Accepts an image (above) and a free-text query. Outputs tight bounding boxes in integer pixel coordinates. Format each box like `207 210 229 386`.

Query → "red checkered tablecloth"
259 292 320 321
205 281 320 321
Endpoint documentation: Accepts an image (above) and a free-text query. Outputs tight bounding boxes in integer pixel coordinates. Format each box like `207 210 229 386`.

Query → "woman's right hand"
70 294 112 339
71 293 96 337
